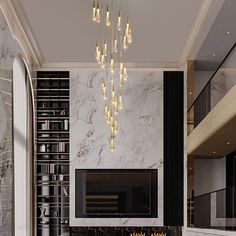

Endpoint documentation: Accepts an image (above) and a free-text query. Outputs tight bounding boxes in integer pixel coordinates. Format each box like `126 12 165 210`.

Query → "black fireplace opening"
75 169 158 218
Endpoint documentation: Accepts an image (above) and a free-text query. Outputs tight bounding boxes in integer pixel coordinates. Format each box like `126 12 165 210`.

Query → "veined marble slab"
0 9 25 236
70 70 163 169
70 69 163 226
211 70 236 109
0 94 7 143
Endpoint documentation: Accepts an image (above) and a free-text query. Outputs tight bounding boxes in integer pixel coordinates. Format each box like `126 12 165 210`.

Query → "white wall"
13 57 32 236
195 158 226 196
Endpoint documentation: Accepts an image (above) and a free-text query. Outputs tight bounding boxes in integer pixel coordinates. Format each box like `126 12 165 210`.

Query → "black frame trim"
75 169 158 218
164 71 184 226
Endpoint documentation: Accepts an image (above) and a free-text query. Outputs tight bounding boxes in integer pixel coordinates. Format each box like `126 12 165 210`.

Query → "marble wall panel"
0 9 25 236
70 69 164 226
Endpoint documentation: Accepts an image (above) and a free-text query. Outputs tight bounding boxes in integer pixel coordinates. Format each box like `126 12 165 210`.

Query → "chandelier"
91 0 133 151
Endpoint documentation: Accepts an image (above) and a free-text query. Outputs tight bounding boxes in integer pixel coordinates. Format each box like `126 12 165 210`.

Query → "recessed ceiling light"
213 53 216 57
213 151 216 154
227 141 231 145
227 31 230 35
189 91 192 95
189 167 192 170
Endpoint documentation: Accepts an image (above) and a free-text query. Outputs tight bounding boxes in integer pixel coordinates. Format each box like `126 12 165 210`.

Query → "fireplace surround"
70 70 163 226
75 169 158 218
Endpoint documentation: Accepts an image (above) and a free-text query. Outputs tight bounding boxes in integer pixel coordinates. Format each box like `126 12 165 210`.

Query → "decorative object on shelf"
151 233 167 236
41 120 49 130
39 144 46 152
41 102 46 109
59 174 64 181
130 232 146 236
52 210 58 217
52 174 57 181
41 197 49 203
90 0 134 151
60 109 66 116
59 142 66 152
49 164 55 174
62 186 69 196
39 207 49 219
64 119 69 130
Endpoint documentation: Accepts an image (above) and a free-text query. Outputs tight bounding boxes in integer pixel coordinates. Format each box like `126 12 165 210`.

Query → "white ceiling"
11 0 206 66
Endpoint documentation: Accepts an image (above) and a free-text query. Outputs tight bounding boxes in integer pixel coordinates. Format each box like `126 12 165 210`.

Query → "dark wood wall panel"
226 151 236 221
164 71 184 226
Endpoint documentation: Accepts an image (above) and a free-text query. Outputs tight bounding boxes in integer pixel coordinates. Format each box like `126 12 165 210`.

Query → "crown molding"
178 0 225 67
8 0 44 66
1 0 222 70
39 61 180 70
0 0 40 67
36 0 222 70
37 67 184 72
178 0 213 66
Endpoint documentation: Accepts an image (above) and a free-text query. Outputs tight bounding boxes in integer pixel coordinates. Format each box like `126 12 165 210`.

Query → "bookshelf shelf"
35 72 70 236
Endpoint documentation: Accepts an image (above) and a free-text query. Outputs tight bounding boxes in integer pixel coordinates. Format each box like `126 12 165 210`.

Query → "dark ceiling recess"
195 0 236 71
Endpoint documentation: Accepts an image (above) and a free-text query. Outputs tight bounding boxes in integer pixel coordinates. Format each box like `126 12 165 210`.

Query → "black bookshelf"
36 72 70 236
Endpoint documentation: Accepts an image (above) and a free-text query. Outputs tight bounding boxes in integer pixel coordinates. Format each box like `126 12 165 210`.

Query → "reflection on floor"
71 227 182 236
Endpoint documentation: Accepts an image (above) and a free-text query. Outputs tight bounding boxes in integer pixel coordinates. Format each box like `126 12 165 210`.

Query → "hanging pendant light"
92 0 97 22
90 0 133 151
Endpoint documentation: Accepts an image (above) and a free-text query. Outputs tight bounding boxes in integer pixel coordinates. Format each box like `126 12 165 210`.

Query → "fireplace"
75 169 157 218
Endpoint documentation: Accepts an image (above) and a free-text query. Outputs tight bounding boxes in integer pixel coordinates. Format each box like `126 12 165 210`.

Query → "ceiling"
195 0 236 71
10 0 207 66
223 45 236 68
